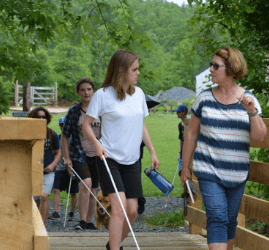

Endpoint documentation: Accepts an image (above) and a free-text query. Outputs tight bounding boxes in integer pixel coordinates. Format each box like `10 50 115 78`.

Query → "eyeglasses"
37 115 46 119
209 62 226 70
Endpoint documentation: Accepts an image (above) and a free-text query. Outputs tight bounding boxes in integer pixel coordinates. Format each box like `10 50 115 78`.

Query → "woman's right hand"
95 141 107 160
180 166 192 187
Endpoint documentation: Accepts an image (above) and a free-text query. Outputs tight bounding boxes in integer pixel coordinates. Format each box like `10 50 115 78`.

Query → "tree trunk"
23 77 31 112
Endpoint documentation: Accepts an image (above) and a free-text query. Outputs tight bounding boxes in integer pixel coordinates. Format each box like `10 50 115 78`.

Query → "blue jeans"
198 178 246 244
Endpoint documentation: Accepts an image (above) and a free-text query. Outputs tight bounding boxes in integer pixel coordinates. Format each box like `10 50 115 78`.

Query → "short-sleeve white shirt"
86 86 149 165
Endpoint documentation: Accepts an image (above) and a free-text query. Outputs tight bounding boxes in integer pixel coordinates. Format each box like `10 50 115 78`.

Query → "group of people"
28 47 267 250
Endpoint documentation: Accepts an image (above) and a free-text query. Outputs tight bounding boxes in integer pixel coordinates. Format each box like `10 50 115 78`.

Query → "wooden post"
15 80 19 107
189 173 203 234
54 82 58 106
0 117 48 250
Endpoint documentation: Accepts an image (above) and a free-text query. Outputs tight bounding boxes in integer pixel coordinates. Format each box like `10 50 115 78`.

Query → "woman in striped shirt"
181 46 267 250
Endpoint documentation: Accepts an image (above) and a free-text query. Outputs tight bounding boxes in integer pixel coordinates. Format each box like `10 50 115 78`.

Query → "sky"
166 0 189 6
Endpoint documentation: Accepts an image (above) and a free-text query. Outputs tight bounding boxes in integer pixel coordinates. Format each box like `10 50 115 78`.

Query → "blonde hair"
213 46 247 80
101 49 139 100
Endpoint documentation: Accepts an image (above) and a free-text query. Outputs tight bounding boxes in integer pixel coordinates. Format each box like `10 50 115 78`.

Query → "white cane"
164 165 178 207
64 176 72 227
69 165 111 218
102 155 140 250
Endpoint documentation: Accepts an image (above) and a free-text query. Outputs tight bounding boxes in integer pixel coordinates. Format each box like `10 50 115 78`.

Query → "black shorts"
72 156 99 188
97 157 143 199
53 170 79 193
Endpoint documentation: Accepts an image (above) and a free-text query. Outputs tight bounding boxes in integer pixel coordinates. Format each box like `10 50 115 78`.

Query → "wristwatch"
248 108 258 117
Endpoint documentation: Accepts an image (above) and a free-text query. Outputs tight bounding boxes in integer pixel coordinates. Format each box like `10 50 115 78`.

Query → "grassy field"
48 111 184 198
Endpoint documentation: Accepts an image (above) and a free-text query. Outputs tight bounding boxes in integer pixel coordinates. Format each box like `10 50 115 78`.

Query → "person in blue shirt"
28 106 61 224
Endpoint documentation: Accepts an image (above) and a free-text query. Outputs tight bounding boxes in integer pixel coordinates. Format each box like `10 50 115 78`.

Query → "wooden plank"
0 141 34 250
249 161 269 185
185 206 207 231
49 232 208 249
239 194 269 224
32 140 44 196
33 86 55 90
0 117 46 140
32 199 49 250
33 92 54 95
234 225 269 250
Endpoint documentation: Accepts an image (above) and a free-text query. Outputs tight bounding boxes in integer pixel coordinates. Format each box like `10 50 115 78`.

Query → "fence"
14 80 58 107
184 118 269 250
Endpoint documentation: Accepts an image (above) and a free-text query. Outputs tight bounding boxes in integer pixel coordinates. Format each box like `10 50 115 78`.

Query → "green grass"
138 208 185 229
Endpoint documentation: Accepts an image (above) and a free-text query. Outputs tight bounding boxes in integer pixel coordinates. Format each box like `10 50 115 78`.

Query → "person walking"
28 106 61 224
51 116 79 220
174 104 188 162
83 49 160 250
180 46 267 250
62 78 100 230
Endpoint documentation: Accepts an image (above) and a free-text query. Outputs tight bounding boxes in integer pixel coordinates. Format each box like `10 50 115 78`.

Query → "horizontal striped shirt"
191 88 263 188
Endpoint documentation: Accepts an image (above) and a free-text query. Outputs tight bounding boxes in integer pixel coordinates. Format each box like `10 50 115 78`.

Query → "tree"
185 0 269 97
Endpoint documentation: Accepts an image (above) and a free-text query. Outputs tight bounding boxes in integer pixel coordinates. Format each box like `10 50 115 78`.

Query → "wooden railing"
184 118 269 250
0 117 49 250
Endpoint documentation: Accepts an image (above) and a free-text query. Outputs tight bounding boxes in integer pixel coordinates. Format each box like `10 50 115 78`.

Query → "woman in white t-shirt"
83 49 159 250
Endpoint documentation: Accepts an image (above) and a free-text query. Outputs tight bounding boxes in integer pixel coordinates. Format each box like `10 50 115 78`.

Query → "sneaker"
51 211 60 219
106 241 123 250
68 212 74 221
74 220 87 230
86 222 98 230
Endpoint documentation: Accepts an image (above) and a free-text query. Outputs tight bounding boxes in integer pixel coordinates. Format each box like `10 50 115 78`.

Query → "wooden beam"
32 140 44 196
234 226 269 250
32 199 49 250
239 194 269 224
185 206 207 230
0 117 46 140
249 161 269 185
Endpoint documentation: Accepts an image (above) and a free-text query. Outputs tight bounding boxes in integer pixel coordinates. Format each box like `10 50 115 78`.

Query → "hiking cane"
164 164 178 207
102 155 140 250
69 165 111 218
64 175 72 227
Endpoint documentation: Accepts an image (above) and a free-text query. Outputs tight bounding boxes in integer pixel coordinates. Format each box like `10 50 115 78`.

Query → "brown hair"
76 78 94 94
101 49 139 100
213 46 247 80
27 106 52 125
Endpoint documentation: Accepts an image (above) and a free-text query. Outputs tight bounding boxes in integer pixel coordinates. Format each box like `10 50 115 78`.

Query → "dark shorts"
97 157 143 199
72 156 99 188
53 170 79 193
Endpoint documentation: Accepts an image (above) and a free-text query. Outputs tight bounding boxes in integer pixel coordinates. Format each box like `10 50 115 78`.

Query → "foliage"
186 0 269 97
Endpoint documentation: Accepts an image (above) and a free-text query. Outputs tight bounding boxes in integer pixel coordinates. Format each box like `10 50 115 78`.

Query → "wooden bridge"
48 232 209 250
1 118 269 250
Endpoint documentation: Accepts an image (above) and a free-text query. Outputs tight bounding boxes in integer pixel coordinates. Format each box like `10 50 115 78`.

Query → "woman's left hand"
238 94 256 113
151 153 160 170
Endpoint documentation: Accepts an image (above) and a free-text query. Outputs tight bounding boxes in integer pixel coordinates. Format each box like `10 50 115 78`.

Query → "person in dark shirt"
28 106 61 224
174 104 188 161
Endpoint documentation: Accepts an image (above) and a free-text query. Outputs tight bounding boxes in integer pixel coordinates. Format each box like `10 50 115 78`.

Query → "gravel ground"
45 196 189 233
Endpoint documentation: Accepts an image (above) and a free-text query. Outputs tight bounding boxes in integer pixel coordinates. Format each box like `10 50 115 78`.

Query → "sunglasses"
37 115 47 119
209 62 226 70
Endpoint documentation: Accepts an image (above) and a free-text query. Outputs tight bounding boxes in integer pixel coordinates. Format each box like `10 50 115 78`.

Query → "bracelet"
248 109 258 117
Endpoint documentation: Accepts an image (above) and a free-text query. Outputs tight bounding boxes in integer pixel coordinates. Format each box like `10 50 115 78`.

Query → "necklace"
80 107 86 113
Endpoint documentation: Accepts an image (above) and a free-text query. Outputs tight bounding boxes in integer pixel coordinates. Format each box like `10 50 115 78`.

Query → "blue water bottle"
144 168 174 195
178 158 182 176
